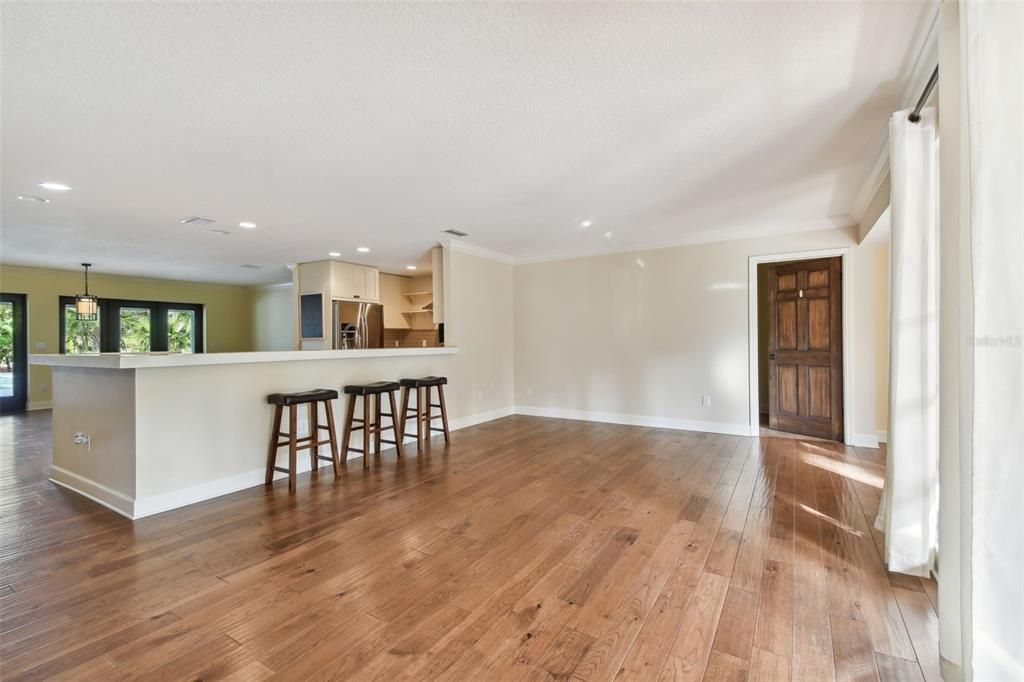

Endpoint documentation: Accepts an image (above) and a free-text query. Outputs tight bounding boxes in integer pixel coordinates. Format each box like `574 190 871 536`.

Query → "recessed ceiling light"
580 220 593 228
328 251 341 257
604 231 613 239
17 194 50 203
38 182 71 191
406 265 417 270
238 221 257 229
357 247 370 253
208 229 230 236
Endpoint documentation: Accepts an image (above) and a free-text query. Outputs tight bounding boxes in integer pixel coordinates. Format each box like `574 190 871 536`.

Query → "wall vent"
442 228 468 237
180 216 215 225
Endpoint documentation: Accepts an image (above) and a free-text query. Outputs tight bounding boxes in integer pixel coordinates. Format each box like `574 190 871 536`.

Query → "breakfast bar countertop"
29 346 459 370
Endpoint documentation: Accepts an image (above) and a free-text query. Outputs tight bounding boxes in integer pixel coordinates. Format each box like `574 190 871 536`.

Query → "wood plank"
831 613 880 682
663 571 729 682
710 587 758 662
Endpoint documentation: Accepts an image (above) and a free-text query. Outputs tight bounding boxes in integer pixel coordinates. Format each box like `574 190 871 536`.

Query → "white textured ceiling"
1 1 934 285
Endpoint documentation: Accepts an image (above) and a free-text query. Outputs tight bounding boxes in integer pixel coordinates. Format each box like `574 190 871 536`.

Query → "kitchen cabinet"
331 262 379 302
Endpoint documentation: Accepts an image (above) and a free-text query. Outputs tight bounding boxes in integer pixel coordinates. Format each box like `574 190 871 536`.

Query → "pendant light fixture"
75 263 98 321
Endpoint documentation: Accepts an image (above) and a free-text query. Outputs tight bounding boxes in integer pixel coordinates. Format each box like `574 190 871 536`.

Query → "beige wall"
249 284 296 351
445 249 515 419
513 228 890 441
0 265 252 407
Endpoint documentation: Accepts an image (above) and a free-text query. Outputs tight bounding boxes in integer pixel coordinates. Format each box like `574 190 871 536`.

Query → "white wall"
513 228 889 441
250 284 297 351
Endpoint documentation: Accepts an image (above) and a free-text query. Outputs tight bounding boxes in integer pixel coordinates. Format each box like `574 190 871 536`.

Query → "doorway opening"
750 251 848 442
0 293 28 414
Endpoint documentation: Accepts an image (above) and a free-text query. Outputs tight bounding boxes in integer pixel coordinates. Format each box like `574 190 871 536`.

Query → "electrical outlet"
35 341 47 351
73 432 91 451
40 383 49 392
525 386 532 397
701 395 712 407
297 418 309 436
477 390 484 401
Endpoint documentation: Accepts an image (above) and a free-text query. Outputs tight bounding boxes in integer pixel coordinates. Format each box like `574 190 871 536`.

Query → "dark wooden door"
767 257 843 441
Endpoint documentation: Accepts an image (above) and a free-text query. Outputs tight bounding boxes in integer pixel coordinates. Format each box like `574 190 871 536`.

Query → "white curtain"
876 107 940 577
964 2 1024 679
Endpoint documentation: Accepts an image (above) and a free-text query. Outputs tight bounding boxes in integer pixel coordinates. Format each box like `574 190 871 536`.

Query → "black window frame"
59 296 204 354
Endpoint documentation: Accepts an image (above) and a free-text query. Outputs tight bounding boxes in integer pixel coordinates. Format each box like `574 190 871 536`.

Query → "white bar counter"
31 347 460 519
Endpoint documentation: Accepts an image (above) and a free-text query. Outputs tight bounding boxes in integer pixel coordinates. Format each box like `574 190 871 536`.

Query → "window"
119 307 151 352
167 309 196 354
62 303 102 354
59 297 204 354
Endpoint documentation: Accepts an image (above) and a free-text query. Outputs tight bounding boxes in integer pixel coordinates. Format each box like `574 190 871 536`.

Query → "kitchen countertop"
30 346 459 369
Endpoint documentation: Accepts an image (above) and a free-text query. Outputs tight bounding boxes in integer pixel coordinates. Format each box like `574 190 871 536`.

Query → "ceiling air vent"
442 228 468 237
180 216 215 226
241 264 262 269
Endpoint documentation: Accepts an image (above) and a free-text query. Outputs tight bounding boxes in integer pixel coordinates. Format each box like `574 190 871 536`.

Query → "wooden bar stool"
399 376 450 451
340 382 404 467
265 389 341 492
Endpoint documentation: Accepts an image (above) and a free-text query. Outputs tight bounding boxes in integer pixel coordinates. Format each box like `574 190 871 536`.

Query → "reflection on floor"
0 411 939 681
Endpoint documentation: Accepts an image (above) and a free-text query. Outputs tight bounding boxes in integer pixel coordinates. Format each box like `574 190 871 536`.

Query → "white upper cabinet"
330 262 380 302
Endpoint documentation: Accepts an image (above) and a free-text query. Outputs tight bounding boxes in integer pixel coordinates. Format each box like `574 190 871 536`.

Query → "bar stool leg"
362 394 371 467
415 386 424 452
388 390 404 458
309 401 319 473
438 384 451 444
374 393 382 454
399 386 410 443
425 387 433 446
324 399 341 475
341 394 356 465
265 404 282 485
288 404 298 493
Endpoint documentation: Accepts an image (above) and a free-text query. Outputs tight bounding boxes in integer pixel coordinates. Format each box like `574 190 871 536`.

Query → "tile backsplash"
383 328 441 348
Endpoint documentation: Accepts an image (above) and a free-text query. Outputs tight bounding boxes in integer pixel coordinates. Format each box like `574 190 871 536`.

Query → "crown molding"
850 5 939 225
513 216 856 266
444 239 516 264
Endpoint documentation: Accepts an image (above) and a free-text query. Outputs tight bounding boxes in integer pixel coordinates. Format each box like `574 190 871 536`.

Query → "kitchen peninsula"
31 347 458 519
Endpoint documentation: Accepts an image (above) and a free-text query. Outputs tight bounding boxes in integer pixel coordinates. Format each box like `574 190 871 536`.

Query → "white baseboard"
513 405 750 437
28 400 53 411
49 465 135 519
849 433 881 449
450 405 515 430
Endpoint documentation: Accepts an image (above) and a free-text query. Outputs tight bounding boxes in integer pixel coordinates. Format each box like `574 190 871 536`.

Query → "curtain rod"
908 66 939 123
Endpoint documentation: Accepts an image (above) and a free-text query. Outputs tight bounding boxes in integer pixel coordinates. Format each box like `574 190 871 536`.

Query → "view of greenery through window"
168 310 195 354
119 308 151 352
64 305 101 354
62 300 198 354
1 302 13 397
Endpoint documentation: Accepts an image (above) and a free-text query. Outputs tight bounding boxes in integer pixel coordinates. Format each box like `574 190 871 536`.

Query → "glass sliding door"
0 293 28 413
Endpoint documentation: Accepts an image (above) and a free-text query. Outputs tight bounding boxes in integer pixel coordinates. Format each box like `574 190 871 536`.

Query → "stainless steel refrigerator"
332 300 383 349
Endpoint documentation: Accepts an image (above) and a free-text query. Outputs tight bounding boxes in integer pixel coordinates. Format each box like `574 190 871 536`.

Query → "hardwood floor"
0 411 939 681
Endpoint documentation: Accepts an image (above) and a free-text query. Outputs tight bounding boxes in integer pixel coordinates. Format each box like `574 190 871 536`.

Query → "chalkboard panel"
300 293 324 339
